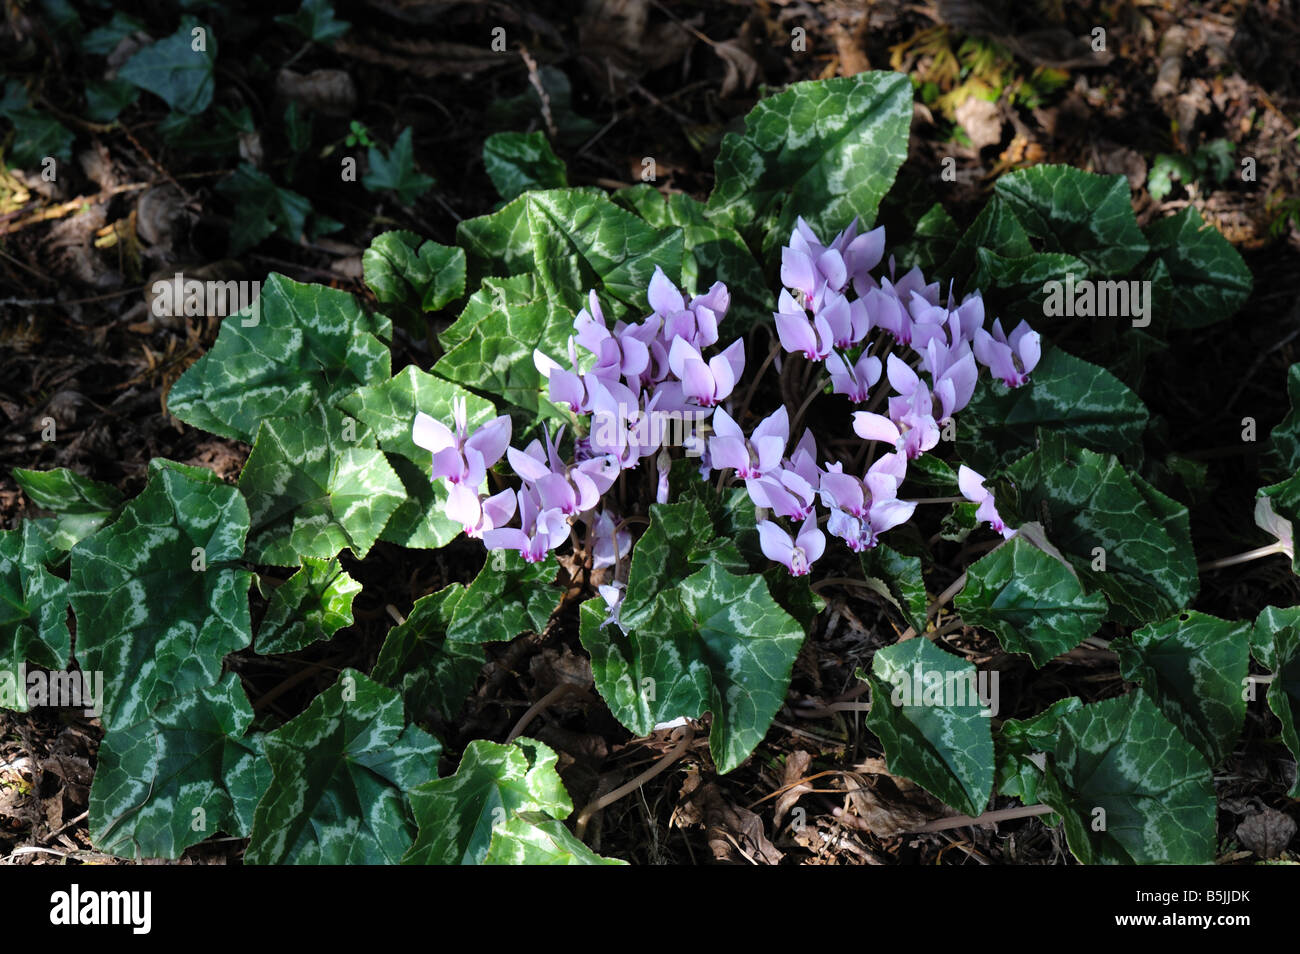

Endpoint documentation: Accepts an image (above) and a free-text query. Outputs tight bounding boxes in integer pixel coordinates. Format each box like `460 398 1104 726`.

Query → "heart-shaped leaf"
89 674 271 859
256 556 362 654
68 467 253 732
167 272 391 443
246 669 440 864
483 131 568 202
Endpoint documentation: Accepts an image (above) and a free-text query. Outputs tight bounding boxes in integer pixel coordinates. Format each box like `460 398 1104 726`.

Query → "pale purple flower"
852 411 901 447
481 485 569 563
958 465 1015 539
413 398 512 486
758 513 825 577
667 337 744 408
974 319 1041 387
752 466 818 520
445 485 517 539
598 581 627 632
591 509 632 568
862 284 910 344
774 289 834 361
922 339 978 422
708 406 788 480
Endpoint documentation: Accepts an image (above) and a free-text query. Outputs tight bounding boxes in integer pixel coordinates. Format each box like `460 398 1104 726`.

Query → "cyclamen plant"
414 217 1034 593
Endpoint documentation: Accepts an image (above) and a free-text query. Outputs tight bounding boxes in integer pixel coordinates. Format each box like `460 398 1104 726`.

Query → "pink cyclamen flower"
774 289 834 361
958 465 1015 539
708 405 788 480
758 513 826 577
413 398 512 486
445 485 517 539
974 319 1041 387
667 336 744 408
481 485 569 563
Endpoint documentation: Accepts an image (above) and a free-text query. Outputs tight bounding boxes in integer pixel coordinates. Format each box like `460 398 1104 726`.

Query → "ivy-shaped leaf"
275 0 350 43
1019 691 1216 864
958 346 1148 474
581 561 804 774
706 72 913 257
992 165 1149 274
68 468 253 732
483 813 626 865
256 556 362 654
863 637 995 817
1143 205 1252 329
402 738 573 865
614 184 769 329
456 187 683 323
363 127 435 204
956 534 1107 667
238 404 405 566
340 366 496 549
1005 431 1197 625
362 230 466 325
118 20 216 116
246 669 441 864
1265 363 1300 480
994 696 1082 804
12 467 125 553
483 131 568 202
858 542 927 633
620 500 747 629
0 521 71 710
444 550 557 645
1251 606 1300 797
89 674 271 859
372 584 483 724
167 272 391 443
1114 611 1249 768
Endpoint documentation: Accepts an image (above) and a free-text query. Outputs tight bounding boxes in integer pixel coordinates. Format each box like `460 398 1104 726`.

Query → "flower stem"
1198 542 1288 572
899 571 967 641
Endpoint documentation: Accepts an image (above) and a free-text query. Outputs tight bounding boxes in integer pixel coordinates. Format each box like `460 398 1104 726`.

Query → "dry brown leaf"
773 749 813 828
1236 808 1296 859
276 68 358 116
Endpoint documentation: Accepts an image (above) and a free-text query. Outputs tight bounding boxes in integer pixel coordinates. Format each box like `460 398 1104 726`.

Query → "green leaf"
403 738 573 865
363 128 435 205
956 534 1107 667
706 71 913 257
1005 431 1197 625
216 163 316 254
12 467 125 552
339 366 496 549
995 696 1082 804
1148 154 1196 202
362 230 466 324
457 187 683 323
238 405 405 566
118 21 216 116
275 0 349 43
167 272 391 443
620 500 747 629
246 670 440 864
1143 206 1252 328
486 66 598 147
372 584 483 723
581 561 804 774
483 131 567 202
0 522 71 709
939 195 1034 284
958 346 1148 475
88 674 271 859
992 164 1149 274
3 109 75 167
1265 363 1300 479
1114 611 1249 768
445 551 557 645
863 637 995 816
84 78 139 122
483 813 626 865
1027 691 1216 864
83 11 147 56
68 468 253 732
614 184 769 330
1251 606 1300 797
256 557 361 654
432 274 571 419
858 543 927 633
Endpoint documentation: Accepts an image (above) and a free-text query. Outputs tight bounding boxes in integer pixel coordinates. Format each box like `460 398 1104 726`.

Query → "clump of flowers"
414 218 1040 601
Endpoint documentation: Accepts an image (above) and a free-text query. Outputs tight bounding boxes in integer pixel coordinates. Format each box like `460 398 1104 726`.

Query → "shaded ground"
2 0 1299 864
